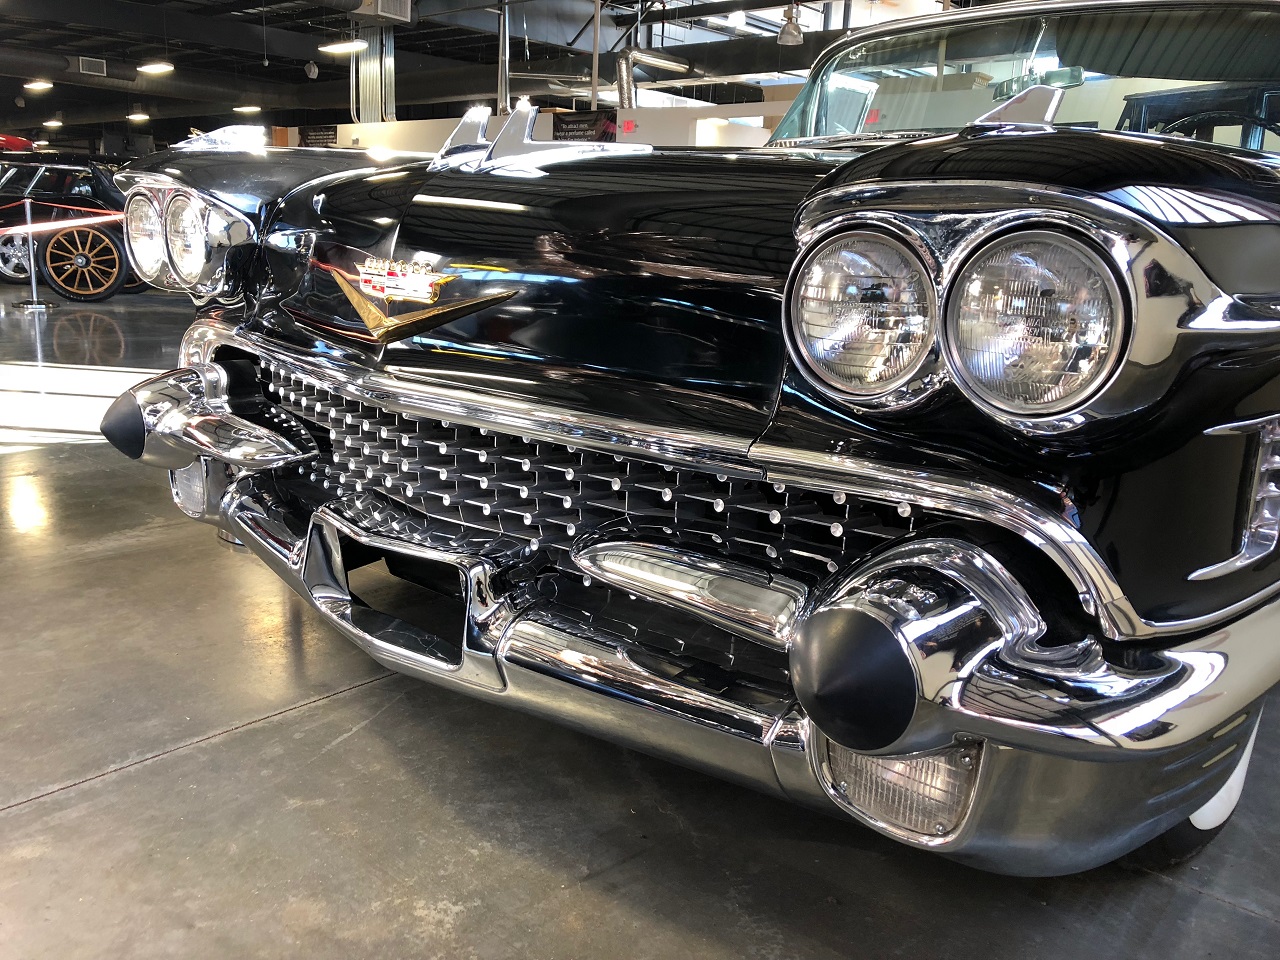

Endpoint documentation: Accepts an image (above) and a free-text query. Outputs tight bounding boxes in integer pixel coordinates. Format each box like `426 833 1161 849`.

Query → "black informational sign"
298 125 338 147
552 110 618 142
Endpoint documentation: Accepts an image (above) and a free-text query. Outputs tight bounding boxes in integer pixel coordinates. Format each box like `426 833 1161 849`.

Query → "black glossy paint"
816 125 1280 215
172 128 1280 633
262 150 841 453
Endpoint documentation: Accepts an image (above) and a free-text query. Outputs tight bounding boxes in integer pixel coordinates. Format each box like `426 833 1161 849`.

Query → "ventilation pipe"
496 1 511 115
615 47 694 109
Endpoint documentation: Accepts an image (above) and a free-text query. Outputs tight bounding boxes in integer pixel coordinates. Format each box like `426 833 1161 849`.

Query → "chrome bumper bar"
204 467 1266 874
104 357 1280 875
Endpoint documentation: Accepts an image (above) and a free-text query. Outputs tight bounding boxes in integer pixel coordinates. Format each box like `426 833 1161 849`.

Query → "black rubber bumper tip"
790 605 919 752
101 392 146 460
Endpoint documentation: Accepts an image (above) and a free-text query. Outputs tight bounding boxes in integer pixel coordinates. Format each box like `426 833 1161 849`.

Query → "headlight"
164 193 208 286
789 231 936 401
124 193 166 281
946 231 1125 418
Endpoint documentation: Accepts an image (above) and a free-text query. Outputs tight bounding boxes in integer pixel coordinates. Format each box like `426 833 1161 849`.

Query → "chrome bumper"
105 357 1280 876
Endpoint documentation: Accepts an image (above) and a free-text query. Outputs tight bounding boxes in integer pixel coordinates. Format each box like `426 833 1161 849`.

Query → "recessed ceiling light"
318 38 368 55
23 79 53 91
233 105 262 114
42 118 63 128
126 111 150 122
137 60 174 75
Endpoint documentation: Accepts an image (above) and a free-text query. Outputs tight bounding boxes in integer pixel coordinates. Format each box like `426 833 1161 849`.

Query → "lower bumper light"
822 739 982 841
170 460 208 518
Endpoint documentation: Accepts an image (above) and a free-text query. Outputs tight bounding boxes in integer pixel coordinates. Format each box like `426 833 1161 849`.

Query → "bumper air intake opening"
339 537 468 666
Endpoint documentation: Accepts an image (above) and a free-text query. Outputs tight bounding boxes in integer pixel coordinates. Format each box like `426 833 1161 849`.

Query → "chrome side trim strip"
571 540 807 651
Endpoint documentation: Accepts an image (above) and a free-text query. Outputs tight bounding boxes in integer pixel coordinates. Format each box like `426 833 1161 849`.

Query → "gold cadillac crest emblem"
331 257 514 344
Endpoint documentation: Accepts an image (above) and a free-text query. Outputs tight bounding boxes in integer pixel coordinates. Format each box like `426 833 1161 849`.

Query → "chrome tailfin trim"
479 99 651 170
429 105 494 169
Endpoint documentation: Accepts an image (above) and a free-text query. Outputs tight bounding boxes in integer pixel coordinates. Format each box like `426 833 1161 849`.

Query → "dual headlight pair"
123 189 252 301
787 228 1126 423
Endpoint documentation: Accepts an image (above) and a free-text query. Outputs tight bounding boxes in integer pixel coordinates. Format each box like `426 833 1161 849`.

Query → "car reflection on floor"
0 290 193 454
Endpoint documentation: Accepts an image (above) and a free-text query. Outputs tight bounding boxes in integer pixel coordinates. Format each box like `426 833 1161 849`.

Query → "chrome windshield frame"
770 0 1280 146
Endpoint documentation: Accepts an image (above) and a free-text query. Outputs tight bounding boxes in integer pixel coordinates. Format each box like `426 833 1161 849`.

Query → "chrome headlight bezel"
163 191 211 287
942 228 1130 426
784 225 944 411
120 178 255 303
123 191 169 284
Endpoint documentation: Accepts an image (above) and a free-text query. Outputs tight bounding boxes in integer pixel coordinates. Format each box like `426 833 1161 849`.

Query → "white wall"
287 98 796 153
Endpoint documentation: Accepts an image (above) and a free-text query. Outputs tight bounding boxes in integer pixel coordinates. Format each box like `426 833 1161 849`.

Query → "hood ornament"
331 257 514 343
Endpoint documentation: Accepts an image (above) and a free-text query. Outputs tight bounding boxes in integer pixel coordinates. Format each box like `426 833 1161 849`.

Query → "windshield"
771 3 1280 154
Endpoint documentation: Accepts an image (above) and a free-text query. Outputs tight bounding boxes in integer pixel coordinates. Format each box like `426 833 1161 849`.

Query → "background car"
0 153 136 301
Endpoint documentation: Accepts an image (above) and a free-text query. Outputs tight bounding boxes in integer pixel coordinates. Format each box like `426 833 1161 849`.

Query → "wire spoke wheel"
38 225 128 302
0 233 32 282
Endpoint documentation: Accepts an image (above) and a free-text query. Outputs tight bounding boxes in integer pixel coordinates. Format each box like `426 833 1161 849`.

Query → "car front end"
101 0 1280 876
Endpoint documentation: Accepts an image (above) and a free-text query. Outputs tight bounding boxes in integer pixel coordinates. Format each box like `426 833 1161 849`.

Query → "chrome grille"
258 360 916 580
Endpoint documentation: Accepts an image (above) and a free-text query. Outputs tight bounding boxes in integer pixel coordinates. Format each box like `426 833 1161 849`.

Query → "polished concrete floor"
2 291 1279 959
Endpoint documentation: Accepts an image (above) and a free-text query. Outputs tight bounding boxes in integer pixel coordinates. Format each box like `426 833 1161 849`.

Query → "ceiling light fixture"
127 104 150 122
23 79 53 91
33 140 49 147
777 4 804 45
138 60 175 75
233 105 262 114
318 37 368 55
43 114 63 128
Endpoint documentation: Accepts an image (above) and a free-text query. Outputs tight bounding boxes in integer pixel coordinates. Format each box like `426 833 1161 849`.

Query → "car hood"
815 125 1280 214
259 147 849 458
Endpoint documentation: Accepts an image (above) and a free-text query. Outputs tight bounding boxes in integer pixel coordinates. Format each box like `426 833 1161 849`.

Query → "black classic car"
101 0 1280 876
0 153 136 301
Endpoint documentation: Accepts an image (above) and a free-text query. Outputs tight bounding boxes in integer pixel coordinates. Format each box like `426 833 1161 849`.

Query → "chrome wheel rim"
0 233 31 279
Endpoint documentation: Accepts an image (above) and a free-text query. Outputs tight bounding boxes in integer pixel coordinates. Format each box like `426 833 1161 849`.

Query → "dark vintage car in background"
101 0 1280 876
0 153 137 301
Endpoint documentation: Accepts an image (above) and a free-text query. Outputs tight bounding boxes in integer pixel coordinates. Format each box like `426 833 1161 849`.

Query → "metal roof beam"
1 0 456 71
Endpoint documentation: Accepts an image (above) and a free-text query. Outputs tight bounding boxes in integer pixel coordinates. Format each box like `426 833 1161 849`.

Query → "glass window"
772 5 1280 155
0 165 39 197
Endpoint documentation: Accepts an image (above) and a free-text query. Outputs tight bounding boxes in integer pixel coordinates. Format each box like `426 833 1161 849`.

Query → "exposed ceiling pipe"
496 0 511 115
614 28 846 107
615 48 694 109
615 0 820 27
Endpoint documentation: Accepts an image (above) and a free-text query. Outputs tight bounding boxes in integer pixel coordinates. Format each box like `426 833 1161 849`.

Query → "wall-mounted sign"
552 110 618 143
298 125 338 147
